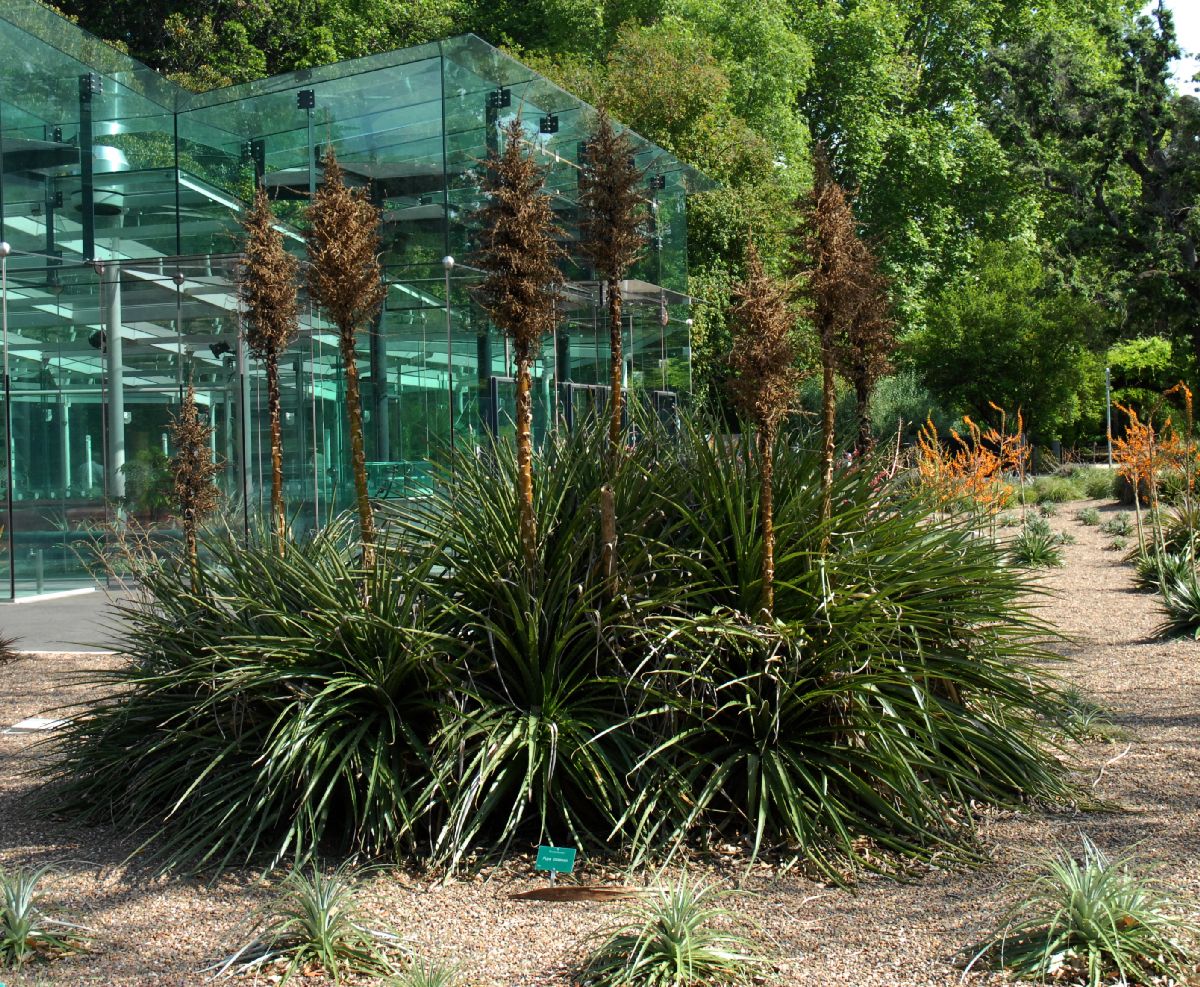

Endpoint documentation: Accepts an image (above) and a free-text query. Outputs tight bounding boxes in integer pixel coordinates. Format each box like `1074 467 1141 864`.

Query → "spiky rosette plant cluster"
45 415 1071 880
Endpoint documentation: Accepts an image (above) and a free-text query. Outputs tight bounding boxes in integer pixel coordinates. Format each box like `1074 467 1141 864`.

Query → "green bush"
1133 551 1192 593
966 839 1199 987
578 876 761 987
1080 468 1118 500
1027 476 1085 504
45 420 1071 877
1009 527 1065 568
1100 513 1133 537
1075 507 1100 526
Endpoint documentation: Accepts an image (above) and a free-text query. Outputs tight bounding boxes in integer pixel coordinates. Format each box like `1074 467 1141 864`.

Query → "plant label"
535 845 576 874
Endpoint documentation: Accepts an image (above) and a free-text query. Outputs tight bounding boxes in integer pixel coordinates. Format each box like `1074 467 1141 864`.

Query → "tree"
789 152 862 525
239 187 300 544
169 377 221 581
474 119 565 571
305 146 387 564
726 241 801 618
905 241 1105 441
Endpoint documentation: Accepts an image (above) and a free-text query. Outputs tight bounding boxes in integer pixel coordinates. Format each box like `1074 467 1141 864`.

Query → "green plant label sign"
535 845 576 873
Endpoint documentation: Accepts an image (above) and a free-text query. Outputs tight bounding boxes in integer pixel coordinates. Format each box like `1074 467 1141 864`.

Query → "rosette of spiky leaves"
624 422 1070 876
579 875 761 987
1009 527 1065 568
41 516 450 874
384 421 669 871
966 838 1200 987
217 864 403 983
0 864 91 969
1157 567 1200 638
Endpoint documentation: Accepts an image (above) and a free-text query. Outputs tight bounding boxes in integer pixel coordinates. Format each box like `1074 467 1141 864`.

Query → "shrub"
47 418 1071 878
1107 537 1129 552
1080 468 1118 501
1075 507 1100 526
1054 530 1076 546
43 516 452 873
1009 528 1065 568
0 864 90 969
1024 514 1053 537
215 864 403 982
966 839 1199 987
578 876 761 987
390 957 465 987
1028 476 1085 504
1158 569 1200 639
1037 501 1058 518
1054 688 1125 743
998 511 1022 528
1159 503 1200 555
1100 514 1133 537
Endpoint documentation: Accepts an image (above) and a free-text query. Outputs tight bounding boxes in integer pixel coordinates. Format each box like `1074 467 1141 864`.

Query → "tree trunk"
265 347 286 550
820 342 836 530
515 352 537 571
854 378 874 457
340 331 375 567
600 482 617 596
759 427 775 620
185 522 199 589
607 279 624 461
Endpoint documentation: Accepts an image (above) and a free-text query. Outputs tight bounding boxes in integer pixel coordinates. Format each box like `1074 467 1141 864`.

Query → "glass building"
0 0 706 598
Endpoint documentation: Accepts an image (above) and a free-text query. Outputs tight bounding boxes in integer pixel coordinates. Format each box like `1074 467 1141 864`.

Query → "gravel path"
1 499 1197 986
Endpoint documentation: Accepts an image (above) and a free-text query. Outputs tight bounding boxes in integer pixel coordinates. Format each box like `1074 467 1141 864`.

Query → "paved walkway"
0 589 130 652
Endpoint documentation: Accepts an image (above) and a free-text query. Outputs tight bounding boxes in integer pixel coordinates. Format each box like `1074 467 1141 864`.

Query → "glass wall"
0 1 708 597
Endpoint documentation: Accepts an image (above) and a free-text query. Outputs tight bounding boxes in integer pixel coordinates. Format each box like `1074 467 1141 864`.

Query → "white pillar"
103 262 125 499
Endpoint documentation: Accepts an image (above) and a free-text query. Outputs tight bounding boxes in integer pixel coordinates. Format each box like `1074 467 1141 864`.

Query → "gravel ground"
1 498 1198 986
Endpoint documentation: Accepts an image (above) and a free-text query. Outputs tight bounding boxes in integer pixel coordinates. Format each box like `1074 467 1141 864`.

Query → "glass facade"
0 3 706 597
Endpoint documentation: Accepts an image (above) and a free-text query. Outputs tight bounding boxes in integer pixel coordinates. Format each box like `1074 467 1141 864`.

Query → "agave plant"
216 864 404 982
966 838 1199 987
578 875 761 987
1009 527 1065 568
42 516 451 873
0 864 90 968
1157 568 1200 638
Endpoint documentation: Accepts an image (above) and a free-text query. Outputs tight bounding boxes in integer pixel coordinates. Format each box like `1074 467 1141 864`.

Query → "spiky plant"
473 117 565 571
0 864 90 969
217 864 403 982
168 377 222 578
239 186 300 544
967 839 1200 987
579 875 761 987
1009 526 1065 568
578 109 646 592
305 146 387 565
726 241 802 619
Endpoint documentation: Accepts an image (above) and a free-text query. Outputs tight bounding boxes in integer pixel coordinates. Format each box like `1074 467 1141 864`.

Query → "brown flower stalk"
473 118 565 572
305 146 387 566
790 149 894 524
578 110 646 591
169 377 222 581
239 187 299 547
727 241 803 619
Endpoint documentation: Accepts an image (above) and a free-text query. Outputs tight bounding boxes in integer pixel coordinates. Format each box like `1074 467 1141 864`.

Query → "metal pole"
443 255 455 475
1 241 14 601
1105 365 1113 468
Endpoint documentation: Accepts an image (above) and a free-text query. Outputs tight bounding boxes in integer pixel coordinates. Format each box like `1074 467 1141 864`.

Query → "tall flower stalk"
578 110 646 591
304 147 387 565
726 241 802 618
473 118 565 571
239 187 299 546
169 377 221 583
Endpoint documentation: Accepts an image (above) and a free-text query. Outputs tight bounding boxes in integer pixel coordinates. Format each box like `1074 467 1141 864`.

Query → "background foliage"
55 0 1200 445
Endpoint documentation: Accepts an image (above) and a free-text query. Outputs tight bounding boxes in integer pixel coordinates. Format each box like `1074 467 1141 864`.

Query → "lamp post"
1 241 13 601
442 255 455 474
